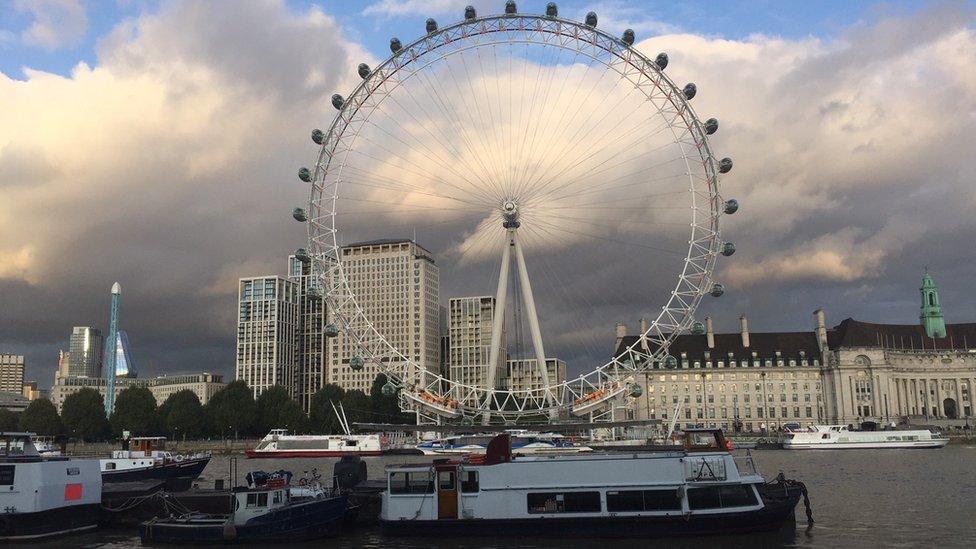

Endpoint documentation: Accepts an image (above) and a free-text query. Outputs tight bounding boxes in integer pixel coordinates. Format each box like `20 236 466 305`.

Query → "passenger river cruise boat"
246 429 391 458
782 425 949 449
416 431 592 455
102 436 211 491
382 430 809 537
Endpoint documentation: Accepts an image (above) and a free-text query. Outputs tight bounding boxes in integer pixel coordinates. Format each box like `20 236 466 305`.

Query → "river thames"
47 444 976 548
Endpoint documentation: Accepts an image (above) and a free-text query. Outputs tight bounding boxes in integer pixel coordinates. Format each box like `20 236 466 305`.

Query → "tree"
110 386 160 437
254 386 309 434
0 408 20 431
309 383 346 434
206 380 257 438
19 399 62 435
339 389 372 426
61 388 110 441
158 390 205 440
370 374 411 423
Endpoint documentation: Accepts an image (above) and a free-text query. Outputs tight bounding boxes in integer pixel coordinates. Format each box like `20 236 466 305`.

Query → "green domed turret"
920 270 946 339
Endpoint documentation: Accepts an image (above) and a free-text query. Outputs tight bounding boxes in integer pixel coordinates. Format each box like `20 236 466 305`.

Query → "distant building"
504 358 566 393
617 272 976 430
22 380 46 401
68 327 103 377
328 239 440 393
449 296 506 401
288 255 327 412
51 372 225 413
113 331 137 378
0 391 29 412
0 354 26 394
236 275 300 399
148 373 225 406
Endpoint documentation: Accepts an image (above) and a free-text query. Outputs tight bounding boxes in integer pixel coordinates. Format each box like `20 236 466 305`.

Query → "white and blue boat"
139 471 353 544
417 430 592 455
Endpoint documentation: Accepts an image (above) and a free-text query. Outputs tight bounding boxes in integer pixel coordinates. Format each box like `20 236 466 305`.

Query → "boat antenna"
330 401 351 435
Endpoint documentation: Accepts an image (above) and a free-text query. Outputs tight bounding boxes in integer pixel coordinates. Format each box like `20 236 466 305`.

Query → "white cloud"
13 0 89 50
577 1 679 35
362 0 474 19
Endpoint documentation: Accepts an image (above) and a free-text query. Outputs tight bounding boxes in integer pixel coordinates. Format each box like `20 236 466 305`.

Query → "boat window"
688 485 758 510
105 463 116 470
460 471 479 493
246 492 269 508
0 465 15 485
345 440 359 446
389 471 434 494
527 492 601 514
606 490 681 512
438 471 455 491
272 490 283 504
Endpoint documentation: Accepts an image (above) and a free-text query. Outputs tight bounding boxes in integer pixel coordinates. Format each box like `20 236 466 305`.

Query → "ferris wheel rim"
307 11 726 421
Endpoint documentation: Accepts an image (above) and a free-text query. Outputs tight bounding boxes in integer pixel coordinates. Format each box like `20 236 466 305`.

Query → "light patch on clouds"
13 0 89 50
577 2 679 35
362 0 475 19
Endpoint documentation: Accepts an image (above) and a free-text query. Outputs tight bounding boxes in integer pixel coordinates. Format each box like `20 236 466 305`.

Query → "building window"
527 492 601 514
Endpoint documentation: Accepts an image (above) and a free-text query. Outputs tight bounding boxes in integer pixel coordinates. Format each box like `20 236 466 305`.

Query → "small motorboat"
139 470 353 544
102 436 210 491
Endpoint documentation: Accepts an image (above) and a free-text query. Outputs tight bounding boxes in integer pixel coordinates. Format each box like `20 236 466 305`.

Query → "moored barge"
381 429 809 537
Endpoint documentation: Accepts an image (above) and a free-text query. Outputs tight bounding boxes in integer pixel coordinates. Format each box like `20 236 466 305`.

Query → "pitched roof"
614 330 819 360
826 318 976 351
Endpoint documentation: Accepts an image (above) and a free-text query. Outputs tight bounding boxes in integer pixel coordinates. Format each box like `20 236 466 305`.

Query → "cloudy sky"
2 0 975 387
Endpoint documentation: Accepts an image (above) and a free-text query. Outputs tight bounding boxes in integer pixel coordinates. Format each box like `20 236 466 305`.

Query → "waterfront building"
327 239 440 393
0 354 26 394
288 255 327 412
236 275 300 399
50 372 225 412
148 373 226 406
503 358 566 393
448 296 506 400
617 272 976 430
67 327 103 378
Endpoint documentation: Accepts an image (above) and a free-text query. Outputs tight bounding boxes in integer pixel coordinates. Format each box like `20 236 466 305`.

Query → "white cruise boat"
0 432 102 541
782 425 949 449
246 429 390 458
382 429 809 537
416 431 592 455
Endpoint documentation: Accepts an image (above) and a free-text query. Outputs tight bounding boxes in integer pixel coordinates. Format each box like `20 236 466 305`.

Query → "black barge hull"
103 456 210 491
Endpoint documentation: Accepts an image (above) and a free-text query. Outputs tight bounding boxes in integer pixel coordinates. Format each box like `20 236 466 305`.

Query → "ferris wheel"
295 2 740 424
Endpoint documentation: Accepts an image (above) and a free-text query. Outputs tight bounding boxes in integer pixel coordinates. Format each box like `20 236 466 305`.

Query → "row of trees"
7 375 412 442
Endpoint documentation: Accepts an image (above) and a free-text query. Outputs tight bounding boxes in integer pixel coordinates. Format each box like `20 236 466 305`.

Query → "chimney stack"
814 309 827 352
615 322 627 349
639 317 648 333
705 316 715 349
739 315 750 348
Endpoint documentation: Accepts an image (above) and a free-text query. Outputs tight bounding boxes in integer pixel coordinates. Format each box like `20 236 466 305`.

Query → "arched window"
928 293 936 307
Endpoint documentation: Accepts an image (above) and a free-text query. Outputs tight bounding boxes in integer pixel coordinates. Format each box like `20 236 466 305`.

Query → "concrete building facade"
236 275 300 399
0 354 26 394
328 239 440 393
51 372 226 412
448 296 506 399
503 358 566 393
289 255 327 412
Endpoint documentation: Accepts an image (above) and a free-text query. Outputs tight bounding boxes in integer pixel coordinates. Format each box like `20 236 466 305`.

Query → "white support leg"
512 230 558 414
482 231 513 423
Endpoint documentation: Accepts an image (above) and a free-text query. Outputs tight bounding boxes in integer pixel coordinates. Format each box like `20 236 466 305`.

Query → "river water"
49 444 976 548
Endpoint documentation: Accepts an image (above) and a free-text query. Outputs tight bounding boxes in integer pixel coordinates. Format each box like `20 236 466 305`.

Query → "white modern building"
50 372 226 412
328 239 440 393
0 354 25 394
448 296 506 400
236 275 300 398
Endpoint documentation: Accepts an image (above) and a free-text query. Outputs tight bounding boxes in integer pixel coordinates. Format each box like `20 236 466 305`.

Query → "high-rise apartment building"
236 276 300 398
67 326 103 378
448 296 506 400
0 355 26 394
503 358 567 393
289 255 327 412
328 239 440 393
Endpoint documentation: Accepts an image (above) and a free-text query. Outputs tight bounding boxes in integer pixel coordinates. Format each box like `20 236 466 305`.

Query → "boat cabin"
232 485 292 525
0 432 43 462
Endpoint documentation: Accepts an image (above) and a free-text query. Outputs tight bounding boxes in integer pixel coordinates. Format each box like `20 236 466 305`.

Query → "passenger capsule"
426 18 437 33
724 199 739 214
294 248 310 262
718 157 733 174
683 83 697 100
691 321 706 335
306 287 322 300
664 355 678 369
704 118 718 135
390 37 402 53
350 356 365 371
505 1 517 14
629 384 643 398
585 12 598 27
292 207 307 222
722 242 736 257
622 29 635 46
710 283 725 297
545 2 558 17
358 63 371 79
382 382 396 397
331 94 344 110
464 5 477 19
311 128 324 145
298 167 311 182
655 52 669 69
324 324 340 338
